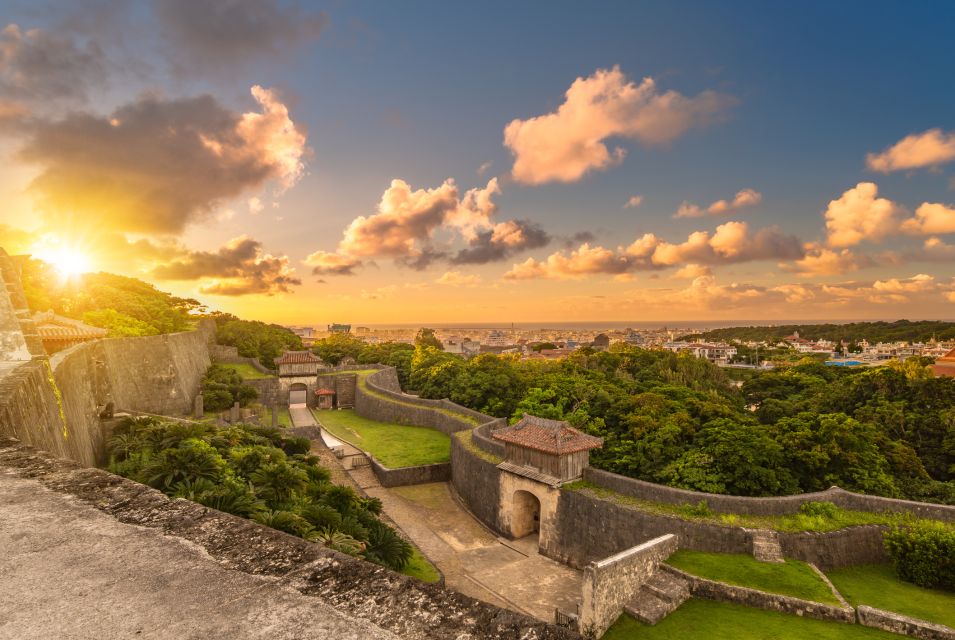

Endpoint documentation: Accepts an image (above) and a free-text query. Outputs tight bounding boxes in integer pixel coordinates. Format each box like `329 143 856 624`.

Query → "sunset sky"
2 0 955 325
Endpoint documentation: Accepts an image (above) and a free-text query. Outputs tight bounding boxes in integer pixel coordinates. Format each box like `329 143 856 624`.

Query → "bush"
884 523 955 590
799 501 839 518
679 500 715 518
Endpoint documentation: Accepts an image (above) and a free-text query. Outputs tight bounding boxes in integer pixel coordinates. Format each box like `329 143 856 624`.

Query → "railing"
554 606 579 631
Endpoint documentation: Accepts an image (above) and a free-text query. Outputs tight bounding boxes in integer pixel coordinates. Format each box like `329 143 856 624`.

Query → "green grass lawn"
275 407 292 427
667 550 841 605
826 564 955 628
400 547 441 583
603 599 901 640
219 362 274 380
315 409 450 468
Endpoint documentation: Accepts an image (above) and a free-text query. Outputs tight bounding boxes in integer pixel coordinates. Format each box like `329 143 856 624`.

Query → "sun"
34 246 93 279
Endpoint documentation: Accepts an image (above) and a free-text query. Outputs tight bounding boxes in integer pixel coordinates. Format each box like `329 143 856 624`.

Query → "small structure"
314 387 335 410
328 323 351 334
31 310 107 354
931 347 955 377
591 333 611 351
275 350 324 377
493 415 603 549
493 415 604 487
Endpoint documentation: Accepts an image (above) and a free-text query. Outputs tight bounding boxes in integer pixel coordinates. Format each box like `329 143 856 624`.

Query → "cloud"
436 271 481 286
304 250 362 276
150 236 300 296
451 220 550 265
504 221 802 280
248 196 264 214
824 182 905 247
0 23 108 105
18 85 307 235
673 264 712 279
866 128 955 173
900 202 955 235
503 66 735 184
624 195 644 209
153 0 327 74
674 188 762 218
784 245 875 276
309 177 548 274
477 161 492 176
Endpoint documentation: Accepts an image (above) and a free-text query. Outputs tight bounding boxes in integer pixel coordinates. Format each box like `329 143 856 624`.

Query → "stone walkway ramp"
288 405 318 428
0 467 396 640
364 481 582 623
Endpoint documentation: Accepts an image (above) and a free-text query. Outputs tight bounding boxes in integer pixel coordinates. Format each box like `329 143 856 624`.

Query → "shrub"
203 388 234 412
799 501 839 519
884 523 955 590
679 500 714 518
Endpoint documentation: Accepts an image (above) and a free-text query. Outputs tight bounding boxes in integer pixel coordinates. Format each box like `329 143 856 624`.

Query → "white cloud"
824 182 905 247
674 188 762 218
673 264 712 279
900 202 955 235
503 66 734 184
436 270 481 286
624 195 644 209
248 196 263 214
866 129 955 173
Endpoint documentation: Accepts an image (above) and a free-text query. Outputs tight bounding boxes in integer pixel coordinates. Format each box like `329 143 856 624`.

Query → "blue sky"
2 0 955 323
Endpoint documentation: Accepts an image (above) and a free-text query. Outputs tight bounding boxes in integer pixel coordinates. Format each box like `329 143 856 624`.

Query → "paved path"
365 481 583 622
288 404 317 428
0 469 396 640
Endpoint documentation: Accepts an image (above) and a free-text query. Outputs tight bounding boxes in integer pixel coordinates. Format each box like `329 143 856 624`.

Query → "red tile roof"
314 388 335 395
275 351 323 365
32 311 107 341
492 414 603 455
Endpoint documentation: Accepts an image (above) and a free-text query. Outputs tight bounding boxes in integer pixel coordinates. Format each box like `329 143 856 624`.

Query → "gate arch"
289 382 308 406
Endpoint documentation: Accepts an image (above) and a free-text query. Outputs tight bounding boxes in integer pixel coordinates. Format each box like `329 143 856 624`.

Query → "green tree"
414 327 443 350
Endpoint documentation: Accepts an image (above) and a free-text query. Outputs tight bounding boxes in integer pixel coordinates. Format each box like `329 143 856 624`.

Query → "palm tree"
310 529 365 556
363 521 413 570
250 462 307 505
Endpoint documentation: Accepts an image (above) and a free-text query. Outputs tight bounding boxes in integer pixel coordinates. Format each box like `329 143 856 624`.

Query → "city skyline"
2 1 955 324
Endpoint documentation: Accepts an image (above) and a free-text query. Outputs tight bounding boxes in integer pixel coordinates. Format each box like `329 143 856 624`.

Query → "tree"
312 333 364 365
414 327 443 350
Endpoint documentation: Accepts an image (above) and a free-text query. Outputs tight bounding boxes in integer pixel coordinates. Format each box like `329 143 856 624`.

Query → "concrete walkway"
364 481 583 622
0 469 396 640
288 404 317 428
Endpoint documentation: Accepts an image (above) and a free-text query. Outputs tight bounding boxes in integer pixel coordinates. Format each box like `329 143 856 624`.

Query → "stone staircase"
750 529 785 563
624 570 690 625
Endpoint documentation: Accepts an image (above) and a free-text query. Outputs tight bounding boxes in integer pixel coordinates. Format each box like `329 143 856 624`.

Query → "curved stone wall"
582 467 955 522
0 320 214 467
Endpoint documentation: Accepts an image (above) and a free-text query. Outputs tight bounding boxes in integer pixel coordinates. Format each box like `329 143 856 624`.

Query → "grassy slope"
667 551 840 605
316 409 450 468
604 599 901 640
826 564 955 628
219 362 274 380
401 547 442 583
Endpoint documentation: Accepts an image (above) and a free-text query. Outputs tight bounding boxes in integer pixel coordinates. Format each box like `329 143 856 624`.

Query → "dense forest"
313 333 955 504
212 313 303 369
682 320 955 344
107 417 413 571
20 258 201 336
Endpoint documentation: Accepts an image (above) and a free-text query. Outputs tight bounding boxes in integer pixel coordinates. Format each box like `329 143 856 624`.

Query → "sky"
2 0 955 326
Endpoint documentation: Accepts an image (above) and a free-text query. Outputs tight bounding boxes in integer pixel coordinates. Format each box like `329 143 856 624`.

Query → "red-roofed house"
493 414 603 486
32 311 108 354
931 348 955 378
275 350 324 377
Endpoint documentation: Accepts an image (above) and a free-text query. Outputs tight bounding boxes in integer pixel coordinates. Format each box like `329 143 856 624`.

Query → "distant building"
31 311 107 354
931 348 955 378
591 333 611 351
484 330 511 347
327 323 351 334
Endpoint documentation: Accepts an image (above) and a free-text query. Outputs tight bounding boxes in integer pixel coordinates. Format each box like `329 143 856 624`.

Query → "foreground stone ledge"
0 439 577 640
857 606 955 640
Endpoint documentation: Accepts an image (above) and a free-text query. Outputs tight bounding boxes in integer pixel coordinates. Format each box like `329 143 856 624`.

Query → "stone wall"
778 526 889 570
583 468 955 523
451 431 504 535
856 606 955 640
0 437 578 640
0 320 214 468
354 367 489 436
661 565 855 623
579 534 678 637
370 458 452 488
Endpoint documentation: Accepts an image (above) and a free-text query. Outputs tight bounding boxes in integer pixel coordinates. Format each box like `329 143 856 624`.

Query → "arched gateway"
493 415 603 553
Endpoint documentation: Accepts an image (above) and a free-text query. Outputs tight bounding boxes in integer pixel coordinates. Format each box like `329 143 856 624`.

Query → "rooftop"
275 351 323 365
32 311 108 341
492 414 603 455
314 388 335 395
